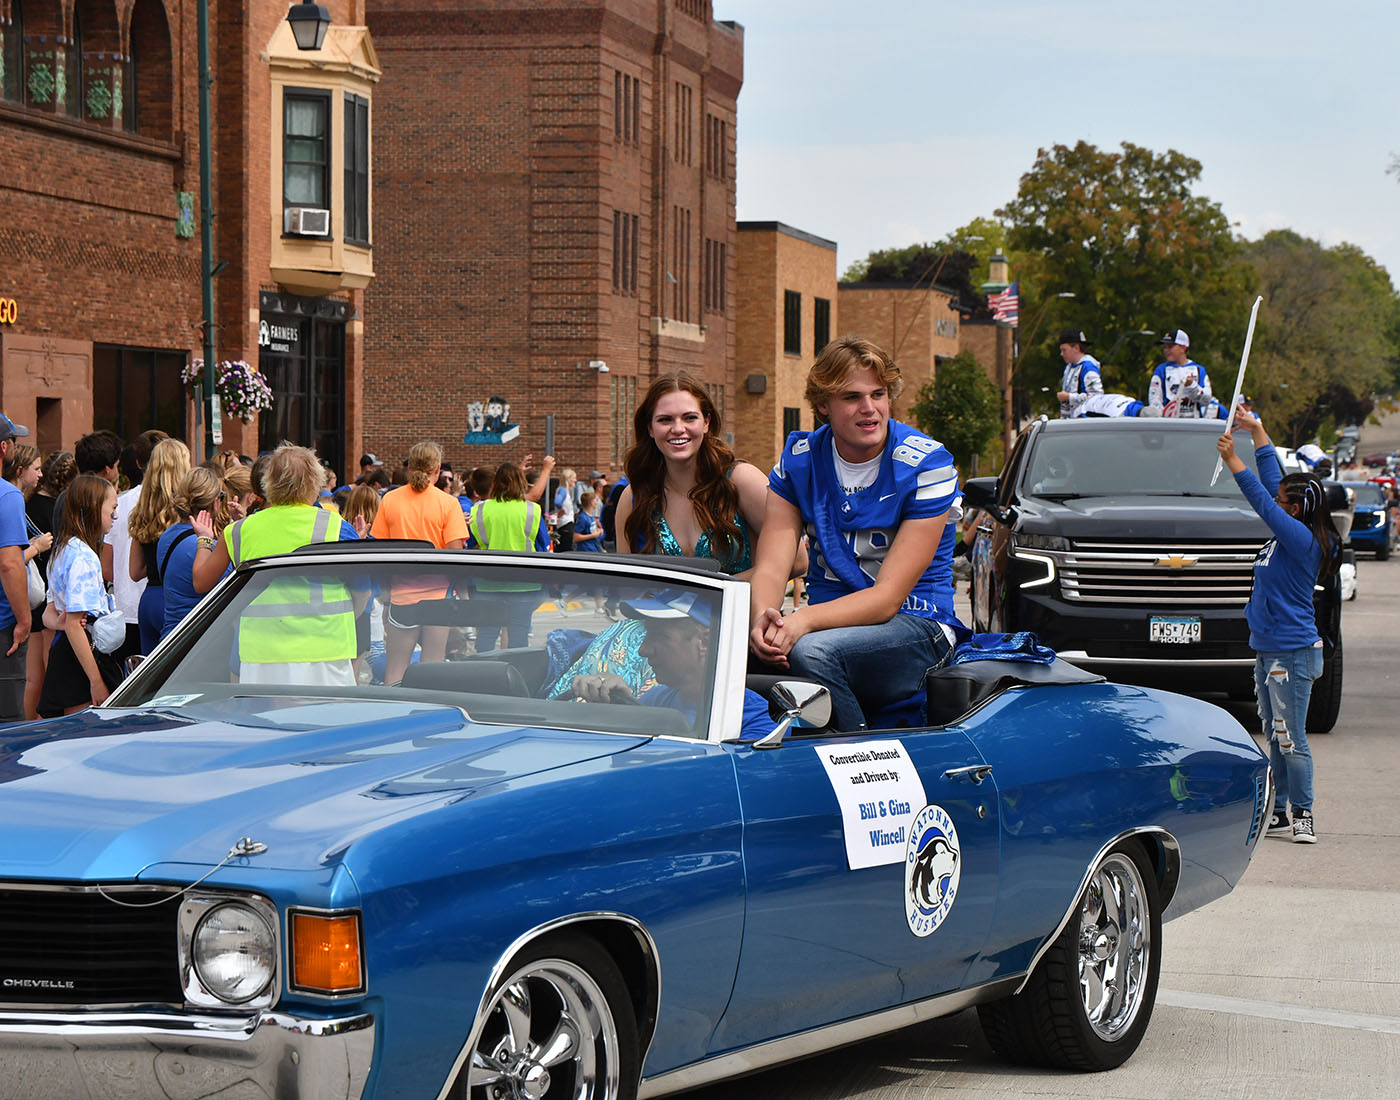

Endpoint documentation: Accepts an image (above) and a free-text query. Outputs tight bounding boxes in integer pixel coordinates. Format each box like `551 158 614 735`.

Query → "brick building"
732 220 837 474
362 0 741 478
1 0 379 477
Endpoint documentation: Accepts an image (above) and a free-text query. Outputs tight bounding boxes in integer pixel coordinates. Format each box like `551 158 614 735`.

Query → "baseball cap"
359 452 380 467
0 413 30 442
620 589 714 629
1057 329 1092 347
1159 329 1190 348
589 470 603 480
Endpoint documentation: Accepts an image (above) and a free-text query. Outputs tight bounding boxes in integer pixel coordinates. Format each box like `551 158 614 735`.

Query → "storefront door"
258 293 346 476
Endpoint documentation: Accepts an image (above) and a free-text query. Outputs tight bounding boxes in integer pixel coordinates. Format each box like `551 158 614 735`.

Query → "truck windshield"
1023 426 1270 499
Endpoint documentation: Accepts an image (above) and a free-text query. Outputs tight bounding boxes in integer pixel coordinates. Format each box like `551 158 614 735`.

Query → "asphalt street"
688 415 1400 1100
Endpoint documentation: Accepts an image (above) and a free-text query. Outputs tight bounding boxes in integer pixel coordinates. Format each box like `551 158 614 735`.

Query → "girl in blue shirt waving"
1219 410 1341 844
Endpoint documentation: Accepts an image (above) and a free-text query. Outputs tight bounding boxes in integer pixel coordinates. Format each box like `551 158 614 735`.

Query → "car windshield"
1350 483 1386 507
1023 425 1269 498
117 557 725 741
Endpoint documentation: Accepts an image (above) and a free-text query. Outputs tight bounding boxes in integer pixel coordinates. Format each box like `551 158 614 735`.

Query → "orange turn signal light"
290 911 364 994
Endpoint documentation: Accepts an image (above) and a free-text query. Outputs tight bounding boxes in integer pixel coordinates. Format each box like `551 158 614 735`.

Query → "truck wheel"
1307 634 1343 733
1378 538 1390 562
978 844 1161 1071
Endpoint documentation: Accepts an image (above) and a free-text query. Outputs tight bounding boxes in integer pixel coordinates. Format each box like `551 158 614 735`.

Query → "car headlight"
193 902 276 1004
1014 533 1070 552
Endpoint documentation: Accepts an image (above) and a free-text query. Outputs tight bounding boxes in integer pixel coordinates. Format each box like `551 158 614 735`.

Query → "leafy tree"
1244 231 1397 444
996 141 1254 409
909 353 1001 469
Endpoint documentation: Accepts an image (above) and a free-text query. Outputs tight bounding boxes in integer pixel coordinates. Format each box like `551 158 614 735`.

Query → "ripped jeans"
1254 644 1323 814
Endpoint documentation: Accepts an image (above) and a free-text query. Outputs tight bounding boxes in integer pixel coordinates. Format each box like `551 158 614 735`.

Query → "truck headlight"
192 902 276 1004
1014 533 1070 552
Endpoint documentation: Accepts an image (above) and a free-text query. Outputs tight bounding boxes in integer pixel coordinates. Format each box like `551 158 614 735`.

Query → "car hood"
0 699 648 880
1019 493 1269 539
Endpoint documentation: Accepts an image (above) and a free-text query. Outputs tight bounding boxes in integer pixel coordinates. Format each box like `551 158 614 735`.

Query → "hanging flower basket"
182 359 274 424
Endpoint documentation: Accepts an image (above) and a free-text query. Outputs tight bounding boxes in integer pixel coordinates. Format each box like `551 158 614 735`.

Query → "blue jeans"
476 592 538 652
1254 644 1323 814
789 613 954 731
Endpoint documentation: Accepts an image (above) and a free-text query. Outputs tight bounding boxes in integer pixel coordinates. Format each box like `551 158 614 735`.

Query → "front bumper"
0 1007 374 1099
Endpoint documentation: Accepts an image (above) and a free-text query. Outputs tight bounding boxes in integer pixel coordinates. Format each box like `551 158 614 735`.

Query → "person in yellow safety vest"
468 462 551 651
190 443 364 686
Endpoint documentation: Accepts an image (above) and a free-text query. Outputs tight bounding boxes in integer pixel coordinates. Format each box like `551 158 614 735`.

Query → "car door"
707 724 1001 1054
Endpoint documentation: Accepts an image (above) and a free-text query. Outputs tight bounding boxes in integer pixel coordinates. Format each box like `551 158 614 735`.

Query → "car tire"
1378 539 1390 562
1307 633 1343 734
462 933 640 1100
977 844 1161 1072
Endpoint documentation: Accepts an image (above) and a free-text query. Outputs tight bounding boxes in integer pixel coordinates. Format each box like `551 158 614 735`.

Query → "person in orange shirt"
370 441 468 684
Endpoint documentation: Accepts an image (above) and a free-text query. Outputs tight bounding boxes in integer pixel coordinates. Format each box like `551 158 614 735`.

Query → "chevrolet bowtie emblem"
1156 554 1197 568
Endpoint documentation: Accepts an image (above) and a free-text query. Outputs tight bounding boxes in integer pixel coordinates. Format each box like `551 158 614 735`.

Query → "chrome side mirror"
754 681 832 749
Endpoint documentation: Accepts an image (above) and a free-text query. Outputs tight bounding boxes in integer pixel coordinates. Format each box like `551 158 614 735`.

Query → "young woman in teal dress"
614 371 770 577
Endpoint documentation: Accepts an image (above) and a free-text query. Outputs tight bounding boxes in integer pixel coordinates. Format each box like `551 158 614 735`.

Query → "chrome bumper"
0 1007 374 1099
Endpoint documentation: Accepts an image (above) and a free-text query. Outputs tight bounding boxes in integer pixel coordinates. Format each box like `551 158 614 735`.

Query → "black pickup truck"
964 417 1343 731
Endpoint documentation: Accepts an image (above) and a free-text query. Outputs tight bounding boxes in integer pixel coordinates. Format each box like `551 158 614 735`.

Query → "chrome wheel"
1077 852 1150 1042
468 956 623 1100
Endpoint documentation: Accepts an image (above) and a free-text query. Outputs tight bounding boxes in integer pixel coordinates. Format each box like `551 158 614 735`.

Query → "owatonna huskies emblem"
904 804 961 937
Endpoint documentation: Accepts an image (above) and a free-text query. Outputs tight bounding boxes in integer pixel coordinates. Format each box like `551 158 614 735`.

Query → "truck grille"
1057 538 1264 606
0 884 183 1006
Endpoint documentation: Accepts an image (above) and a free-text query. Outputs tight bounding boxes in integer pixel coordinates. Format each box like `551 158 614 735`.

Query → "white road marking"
1159 988 1400 1035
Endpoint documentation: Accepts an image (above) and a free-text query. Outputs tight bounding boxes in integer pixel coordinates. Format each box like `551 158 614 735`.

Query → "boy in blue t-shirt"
748 338 964 730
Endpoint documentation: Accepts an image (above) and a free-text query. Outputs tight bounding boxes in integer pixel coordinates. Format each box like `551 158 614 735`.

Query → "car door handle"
944 764 993 785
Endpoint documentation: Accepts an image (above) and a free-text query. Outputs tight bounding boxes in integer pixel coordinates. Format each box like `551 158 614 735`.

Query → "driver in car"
572 590 775 737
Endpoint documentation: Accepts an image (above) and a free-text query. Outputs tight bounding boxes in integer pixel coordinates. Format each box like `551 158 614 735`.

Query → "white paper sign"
815 740 928 870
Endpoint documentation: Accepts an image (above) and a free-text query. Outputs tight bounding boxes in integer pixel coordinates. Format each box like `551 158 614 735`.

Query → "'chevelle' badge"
905 804 961 938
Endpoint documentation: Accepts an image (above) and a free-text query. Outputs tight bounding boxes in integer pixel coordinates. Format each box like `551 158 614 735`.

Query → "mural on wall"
463 395 519 444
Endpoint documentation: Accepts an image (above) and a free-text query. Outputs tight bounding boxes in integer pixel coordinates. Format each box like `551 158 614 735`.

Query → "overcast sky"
728 0 1400 284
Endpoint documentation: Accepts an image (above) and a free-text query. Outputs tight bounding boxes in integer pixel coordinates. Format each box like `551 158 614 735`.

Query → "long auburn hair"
1279 472 1342 577
623 371 742 562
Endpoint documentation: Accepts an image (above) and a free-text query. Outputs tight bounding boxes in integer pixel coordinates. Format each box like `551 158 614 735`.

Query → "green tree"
909 353 1001 469
996 141 1254 409
1244 230 1398 444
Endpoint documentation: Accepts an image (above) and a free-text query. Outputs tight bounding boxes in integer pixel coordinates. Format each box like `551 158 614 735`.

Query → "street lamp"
286 3 332 50
194 3 329 459
1001 291 1074 454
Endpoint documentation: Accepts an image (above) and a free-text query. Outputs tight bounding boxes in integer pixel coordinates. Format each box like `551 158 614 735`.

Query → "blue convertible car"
0 548 1269 1098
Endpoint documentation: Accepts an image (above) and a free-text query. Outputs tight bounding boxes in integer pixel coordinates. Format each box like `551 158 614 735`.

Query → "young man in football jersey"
1057 330 1103 418
1147 329 1214 417
748 337 964 730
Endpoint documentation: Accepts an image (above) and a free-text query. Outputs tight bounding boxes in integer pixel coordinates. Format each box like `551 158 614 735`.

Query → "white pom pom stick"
1210 295 1264 486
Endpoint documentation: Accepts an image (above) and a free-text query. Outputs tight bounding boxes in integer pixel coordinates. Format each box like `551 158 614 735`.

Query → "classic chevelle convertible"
0 547 1269 1099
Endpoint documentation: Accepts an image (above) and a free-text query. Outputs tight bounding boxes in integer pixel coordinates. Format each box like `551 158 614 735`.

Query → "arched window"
127 0 171 138
1 1 23 103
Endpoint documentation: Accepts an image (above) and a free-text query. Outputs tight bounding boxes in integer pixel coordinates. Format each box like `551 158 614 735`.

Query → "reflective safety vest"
227 505 356 663
469 499 543 593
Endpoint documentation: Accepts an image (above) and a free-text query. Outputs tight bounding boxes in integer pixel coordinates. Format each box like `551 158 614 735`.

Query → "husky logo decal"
904 804 961 937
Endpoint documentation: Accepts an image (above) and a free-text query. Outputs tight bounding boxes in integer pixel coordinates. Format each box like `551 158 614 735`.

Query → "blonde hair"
344 483 380 529
223 463 252 500
174 466 229 533
262 442 323 506
128 438 192 542
407 441 444 492
804 336 903 415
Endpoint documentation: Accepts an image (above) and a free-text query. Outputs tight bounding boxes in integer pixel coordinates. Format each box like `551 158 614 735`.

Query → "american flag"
989 281 1019 327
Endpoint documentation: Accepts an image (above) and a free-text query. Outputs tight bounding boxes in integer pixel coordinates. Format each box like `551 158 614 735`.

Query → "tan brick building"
836 280 962 422
0 0 379 476
732 221 837 474
362 0 742 478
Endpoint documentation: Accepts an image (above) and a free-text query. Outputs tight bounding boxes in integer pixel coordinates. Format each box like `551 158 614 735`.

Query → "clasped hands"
748 605 812 669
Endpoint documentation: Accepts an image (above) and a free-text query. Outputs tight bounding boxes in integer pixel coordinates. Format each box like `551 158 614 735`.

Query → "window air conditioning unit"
284 206 331 236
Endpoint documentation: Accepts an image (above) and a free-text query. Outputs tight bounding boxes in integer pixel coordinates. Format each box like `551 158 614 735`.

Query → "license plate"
1149 615 1201 644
